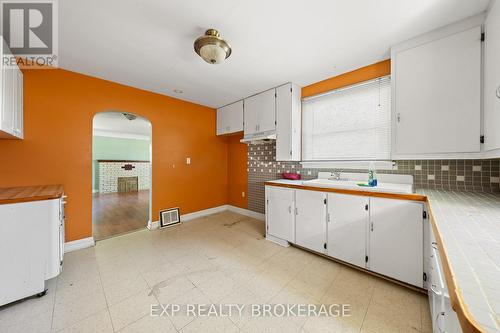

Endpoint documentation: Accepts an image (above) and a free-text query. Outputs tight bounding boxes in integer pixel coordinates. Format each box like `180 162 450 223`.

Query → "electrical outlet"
186 157 191 165
241 192 245 198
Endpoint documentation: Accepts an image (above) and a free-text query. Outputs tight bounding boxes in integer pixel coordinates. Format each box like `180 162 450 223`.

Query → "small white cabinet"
369 197 424 287
391 22 482 158
484 0 500 153
0 38 23 139
295 189 327 253
265 186 295 243
276 83 301 161
244 88 276 136
216 100 243 135
327 193 369 268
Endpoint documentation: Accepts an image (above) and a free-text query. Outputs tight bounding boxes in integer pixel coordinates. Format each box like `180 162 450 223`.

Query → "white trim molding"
147 205 265 230
93 130 150 141
64 237 95 253
227 205 265 221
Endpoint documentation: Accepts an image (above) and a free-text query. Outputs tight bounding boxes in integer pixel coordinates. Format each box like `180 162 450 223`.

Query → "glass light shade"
199 44 226 64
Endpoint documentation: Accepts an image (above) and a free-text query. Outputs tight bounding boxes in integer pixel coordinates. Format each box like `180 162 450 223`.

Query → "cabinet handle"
431 242 438 250
288 206 291 214
370 222 374 231
294 207 298 215
436 311 445 333
397 113 401 123
496 85 500 99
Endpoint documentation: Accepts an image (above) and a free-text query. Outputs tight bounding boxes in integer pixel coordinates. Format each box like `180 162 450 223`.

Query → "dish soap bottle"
368 162 378 187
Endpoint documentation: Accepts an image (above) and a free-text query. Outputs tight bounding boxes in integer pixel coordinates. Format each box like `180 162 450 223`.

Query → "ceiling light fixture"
194 29 232 65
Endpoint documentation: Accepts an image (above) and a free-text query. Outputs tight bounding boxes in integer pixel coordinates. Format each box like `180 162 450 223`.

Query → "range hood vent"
240 132 276 144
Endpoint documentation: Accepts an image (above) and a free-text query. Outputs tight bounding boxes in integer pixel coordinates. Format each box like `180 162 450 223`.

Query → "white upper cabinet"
391 20 482 158
0 38 23 139
216 100 243 135
484 0 500 154
244 88 276 137
276 83 301 161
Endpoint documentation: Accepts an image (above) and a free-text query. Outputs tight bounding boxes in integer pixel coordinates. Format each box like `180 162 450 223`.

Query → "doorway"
92 111 152 241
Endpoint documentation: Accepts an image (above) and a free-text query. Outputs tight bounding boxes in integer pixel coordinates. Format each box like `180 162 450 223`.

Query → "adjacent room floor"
0 211 432 333
92 190 149 241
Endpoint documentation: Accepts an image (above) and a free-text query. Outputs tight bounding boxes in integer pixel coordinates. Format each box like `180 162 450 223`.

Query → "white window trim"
300 160 397 170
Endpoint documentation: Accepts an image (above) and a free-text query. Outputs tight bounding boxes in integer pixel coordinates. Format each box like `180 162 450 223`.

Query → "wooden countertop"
266 180 499 333
0 185 64 205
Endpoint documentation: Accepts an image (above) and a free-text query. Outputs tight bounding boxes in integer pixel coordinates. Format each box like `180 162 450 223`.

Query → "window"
302 76 391 161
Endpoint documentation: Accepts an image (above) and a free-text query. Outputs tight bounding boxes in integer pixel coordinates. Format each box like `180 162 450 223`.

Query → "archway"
91 111 152 241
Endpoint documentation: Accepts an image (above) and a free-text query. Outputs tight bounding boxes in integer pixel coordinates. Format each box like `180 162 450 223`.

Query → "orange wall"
302 59 391 98
0 68 228 242
227 133 247 209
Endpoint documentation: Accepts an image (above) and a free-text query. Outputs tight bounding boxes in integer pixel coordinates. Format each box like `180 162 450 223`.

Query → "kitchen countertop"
266 180 500 333
0 185 64 205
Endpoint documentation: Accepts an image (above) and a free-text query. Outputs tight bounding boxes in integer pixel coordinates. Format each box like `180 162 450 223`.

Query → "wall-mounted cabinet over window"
0 38 23 140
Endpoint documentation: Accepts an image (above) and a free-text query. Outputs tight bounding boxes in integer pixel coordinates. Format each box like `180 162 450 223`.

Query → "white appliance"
0 196 65 306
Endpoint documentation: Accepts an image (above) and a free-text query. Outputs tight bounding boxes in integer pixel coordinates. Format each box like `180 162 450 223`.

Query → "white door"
295 190 327 253
265 186 294 242
327 193 368 268
484 1 500 152
393 26 481 155
369 197 424 287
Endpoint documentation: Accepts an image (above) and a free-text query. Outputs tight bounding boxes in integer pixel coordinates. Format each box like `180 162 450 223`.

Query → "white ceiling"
93 112 151 139
59 0 490 108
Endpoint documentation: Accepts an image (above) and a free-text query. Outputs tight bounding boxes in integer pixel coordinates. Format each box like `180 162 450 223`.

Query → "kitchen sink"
302 178 414 194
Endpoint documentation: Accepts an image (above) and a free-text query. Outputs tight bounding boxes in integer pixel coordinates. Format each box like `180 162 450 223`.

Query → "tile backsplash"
247 141 500 214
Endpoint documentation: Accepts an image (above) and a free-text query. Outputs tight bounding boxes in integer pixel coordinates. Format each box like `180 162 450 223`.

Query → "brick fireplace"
98 160 150 193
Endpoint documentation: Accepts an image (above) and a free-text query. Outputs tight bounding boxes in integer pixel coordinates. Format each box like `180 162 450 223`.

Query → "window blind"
302 76 391 161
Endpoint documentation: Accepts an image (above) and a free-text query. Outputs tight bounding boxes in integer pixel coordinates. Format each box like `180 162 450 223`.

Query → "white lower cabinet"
265 185 425 288
265 186 295 243
295 190 327 253
327 193 368 268
369 197 424 288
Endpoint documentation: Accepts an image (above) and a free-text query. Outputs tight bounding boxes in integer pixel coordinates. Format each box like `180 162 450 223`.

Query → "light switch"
186 157 191 165
241 192 245 198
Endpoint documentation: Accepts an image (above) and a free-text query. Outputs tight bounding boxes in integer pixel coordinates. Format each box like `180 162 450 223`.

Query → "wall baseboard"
227 205 265 221
64 237 95 253
148 205 265 230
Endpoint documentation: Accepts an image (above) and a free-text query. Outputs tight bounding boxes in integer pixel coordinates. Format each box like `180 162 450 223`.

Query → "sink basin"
302 178 414 194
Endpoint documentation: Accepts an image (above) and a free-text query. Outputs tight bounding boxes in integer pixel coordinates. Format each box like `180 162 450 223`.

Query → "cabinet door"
217 101 243 135
484 1 500 152
1 40 15 135
243 96 259 136
327 193 368 268
276 84 292 160
13 67 23 138
295 190 327 253
393 26 481 155
369 197 423 287
257 88 276 133
265 186 294 242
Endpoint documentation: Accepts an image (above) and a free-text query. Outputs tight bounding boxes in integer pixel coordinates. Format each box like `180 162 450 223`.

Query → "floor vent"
159 208 181 228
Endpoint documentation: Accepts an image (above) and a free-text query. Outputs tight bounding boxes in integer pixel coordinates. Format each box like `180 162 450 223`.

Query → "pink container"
282 172 301 180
